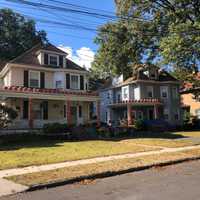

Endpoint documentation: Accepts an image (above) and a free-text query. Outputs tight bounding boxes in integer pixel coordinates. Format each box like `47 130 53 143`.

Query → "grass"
0 139 158 170
1 131 200 170
174 131 200 138
7 148 200 186
128 138 200 148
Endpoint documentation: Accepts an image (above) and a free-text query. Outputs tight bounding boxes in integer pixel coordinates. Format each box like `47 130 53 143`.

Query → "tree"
0 105 18 129
0 9 47 60
92 0 200 79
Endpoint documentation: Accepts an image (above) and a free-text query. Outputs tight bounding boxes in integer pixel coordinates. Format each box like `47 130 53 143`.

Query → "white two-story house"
99 64 182 127
0 43 100 129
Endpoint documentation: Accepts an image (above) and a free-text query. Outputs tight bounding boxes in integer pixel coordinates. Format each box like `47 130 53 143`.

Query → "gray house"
99 64 182 127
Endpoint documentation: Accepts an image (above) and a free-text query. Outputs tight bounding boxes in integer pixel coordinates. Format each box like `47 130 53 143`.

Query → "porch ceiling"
0 86 99 102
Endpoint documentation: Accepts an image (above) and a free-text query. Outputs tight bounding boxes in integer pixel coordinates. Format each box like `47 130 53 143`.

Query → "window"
160 86 168 98
174 109 179 120
164 108 169 120
117 94 121 103
122 86 129 100
137 111 143 120
56 80 62 89
196 109 200 119
71 75 79 90
132 110 136 120
49 55 58 66
147 86 153 98
107 92 110 99
29 71 40 88
172 87 178 99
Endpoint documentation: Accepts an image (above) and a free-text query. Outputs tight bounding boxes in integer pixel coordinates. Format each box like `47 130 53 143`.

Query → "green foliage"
134 120 145 131
0 104 18 128
93 0 200 80
0 9 47 60
43 123 69 134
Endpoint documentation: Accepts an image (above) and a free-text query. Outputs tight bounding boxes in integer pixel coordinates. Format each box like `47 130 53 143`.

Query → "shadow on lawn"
0 135 64 151
0 131 187 151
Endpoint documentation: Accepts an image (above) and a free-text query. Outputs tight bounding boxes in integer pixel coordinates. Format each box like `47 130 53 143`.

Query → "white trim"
29 70 40 88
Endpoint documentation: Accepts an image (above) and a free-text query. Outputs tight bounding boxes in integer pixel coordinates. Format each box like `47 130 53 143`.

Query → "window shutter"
80 75 84 90
66 74 70 89
43 101 48 120
59 56 63 67
24 70 29 87
40 72 45 89
44 53 48 65
23 100 28 119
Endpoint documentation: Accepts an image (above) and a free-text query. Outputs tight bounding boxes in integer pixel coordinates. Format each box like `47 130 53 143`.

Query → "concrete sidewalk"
1 145 200 179
1 144 200 197
0 179 28 197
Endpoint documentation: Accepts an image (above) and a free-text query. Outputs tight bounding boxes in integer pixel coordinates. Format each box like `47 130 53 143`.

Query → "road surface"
1 160 200 200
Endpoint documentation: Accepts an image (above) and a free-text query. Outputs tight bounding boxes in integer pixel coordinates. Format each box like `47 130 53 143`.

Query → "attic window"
143 71 149 76
49 55 59 66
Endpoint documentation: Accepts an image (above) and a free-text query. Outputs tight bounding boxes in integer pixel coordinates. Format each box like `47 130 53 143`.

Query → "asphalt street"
1 160 200 200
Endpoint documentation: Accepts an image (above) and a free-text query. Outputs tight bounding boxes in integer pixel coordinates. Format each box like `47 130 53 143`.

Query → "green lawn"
1 131 200 170
8 148 200 186
0 139 158 170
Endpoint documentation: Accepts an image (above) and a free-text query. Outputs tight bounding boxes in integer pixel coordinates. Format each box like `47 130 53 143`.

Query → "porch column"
28 98 33 129
154 105 158 120
96 100 100 127
127 104 132 126
66 100 71 125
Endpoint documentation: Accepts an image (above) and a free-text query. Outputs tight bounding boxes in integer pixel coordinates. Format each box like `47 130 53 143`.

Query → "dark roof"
66 59 86 71
158 71 178 82
3 43 86 72
0 60 7 71
99 67 179 90
40 43 67 55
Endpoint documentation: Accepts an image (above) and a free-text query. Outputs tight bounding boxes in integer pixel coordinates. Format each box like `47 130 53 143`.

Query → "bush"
43 123 69 134
0 105 18 128
134 120 145 131
97 127 111 138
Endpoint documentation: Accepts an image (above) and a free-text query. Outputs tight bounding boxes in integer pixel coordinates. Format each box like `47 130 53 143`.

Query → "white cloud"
58 45 95 70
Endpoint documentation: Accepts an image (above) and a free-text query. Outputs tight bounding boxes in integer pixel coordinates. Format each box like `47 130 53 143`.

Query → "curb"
26 156 200 192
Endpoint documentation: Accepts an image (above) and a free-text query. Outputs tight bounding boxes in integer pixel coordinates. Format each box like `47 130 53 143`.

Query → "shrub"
0 105 18 128
134 120 145 131
43 123 69 134
97 127 110 138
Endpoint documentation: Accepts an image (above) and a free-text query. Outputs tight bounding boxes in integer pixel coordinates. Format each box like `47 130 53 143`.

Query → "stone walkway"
1 144 200 197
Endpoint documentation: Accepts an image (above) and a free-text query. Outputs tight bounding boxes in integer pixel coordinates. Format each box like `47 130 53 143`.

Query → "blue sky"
0 0 116 69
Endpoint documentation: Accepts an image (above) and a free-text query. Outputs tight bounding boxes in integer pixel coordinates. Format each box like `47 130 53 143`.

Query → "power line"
5 0 150 22
6 0 118 20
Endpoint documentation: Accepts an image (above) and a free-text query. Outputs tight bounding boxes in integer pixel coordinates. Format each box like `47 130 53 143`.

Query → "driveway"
1 160 200 200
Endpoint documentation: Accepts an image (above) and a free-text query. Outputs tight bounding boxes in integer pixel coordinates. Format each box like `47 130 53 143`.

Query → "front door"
148 109 154 120
71 106 77 125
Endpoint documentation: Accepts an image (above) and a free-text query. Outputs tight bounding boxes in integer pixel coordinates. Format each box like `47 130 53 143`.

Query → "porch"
108 99 163 126
0 86 100 129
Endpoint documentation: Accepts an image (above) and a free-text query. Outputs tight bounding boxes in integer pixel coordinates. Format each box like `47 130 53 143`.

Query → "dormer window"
48 54 59 66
